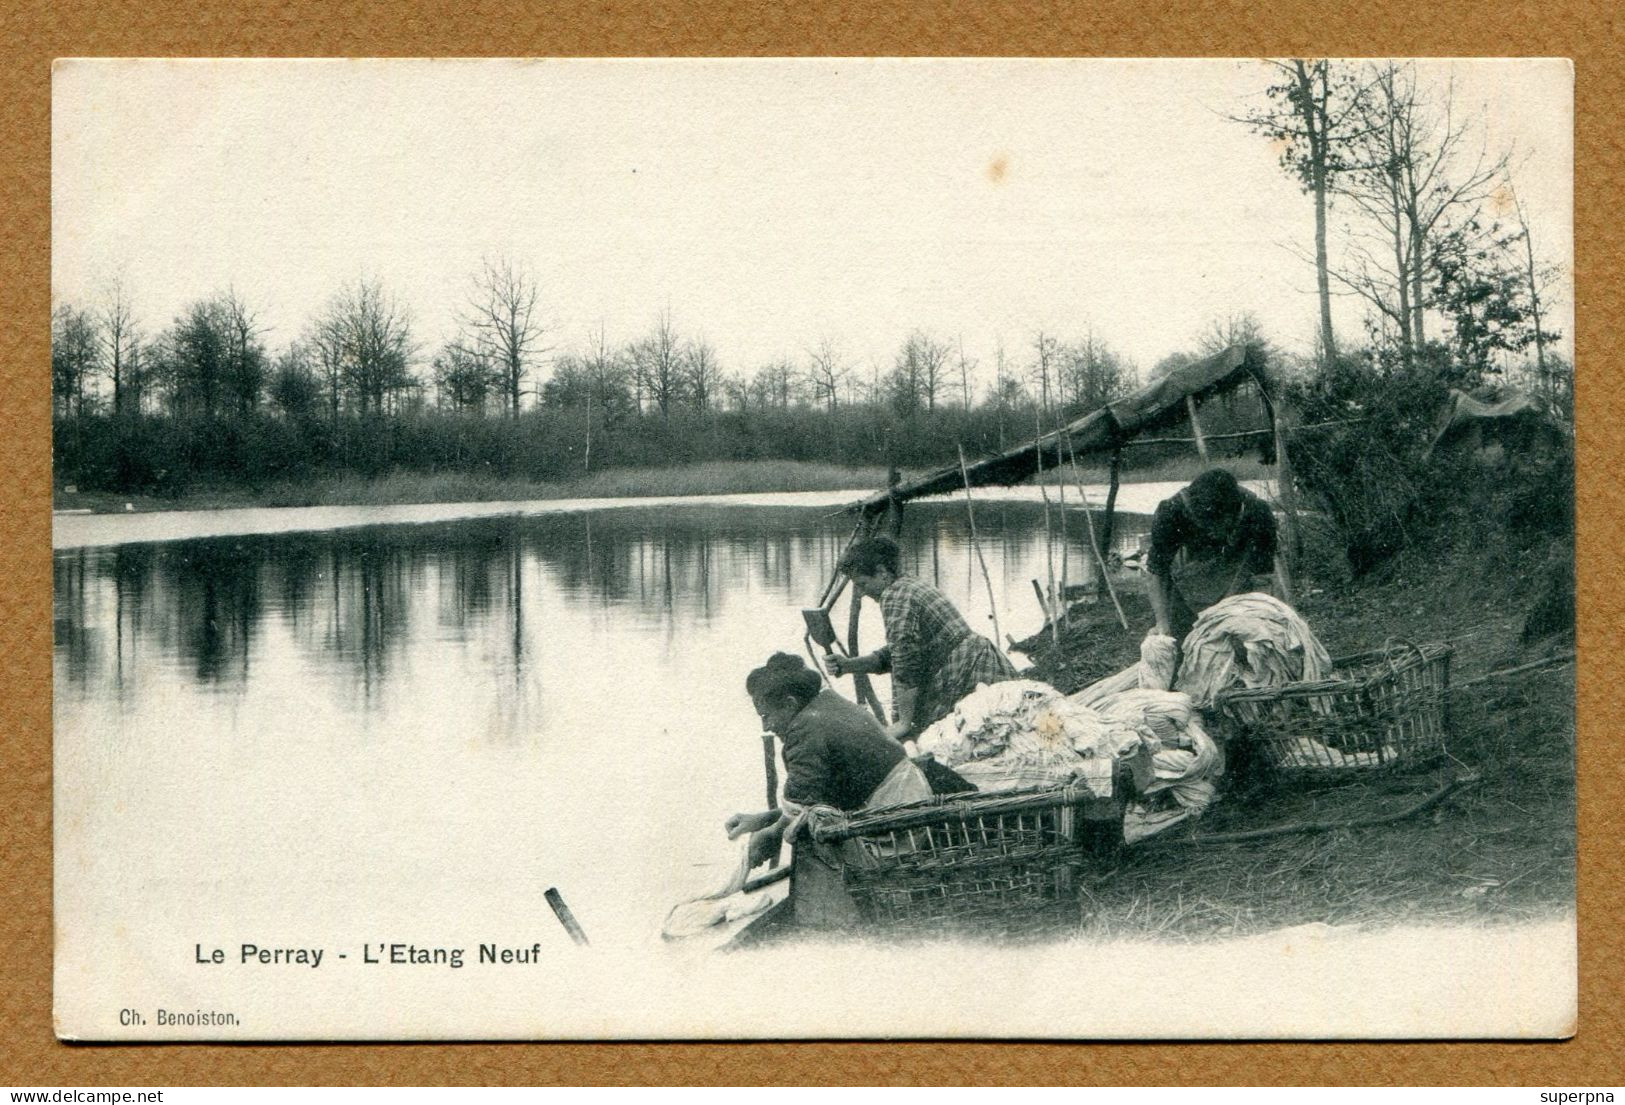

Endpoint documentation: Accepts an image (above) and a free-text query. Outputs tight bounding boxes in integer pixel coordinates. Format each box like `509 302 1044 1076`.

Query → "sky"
52 58 1573 395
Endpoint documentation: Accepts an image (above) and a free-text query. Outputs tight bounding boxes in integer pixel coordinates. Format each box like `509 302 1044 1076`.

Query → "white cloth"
862 756 935 810
1278 735 1396 770
1138 632 1179 691
1093 687 1223 842
916 679 1136 795
662 760 930 941
915 679 1061 766
1173 592 1332 708
1070 664 1140 707
1070 631 1180 705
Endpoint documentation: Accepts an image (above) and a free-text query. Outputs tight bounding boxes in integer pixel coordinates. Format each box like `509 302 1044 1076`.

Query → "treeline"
53 60 1573 503
50 272 1164 494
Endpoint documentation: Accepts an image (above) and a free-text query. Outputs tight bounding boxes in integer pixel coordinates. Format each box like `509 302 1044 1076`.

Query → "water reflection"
53 502 1153 709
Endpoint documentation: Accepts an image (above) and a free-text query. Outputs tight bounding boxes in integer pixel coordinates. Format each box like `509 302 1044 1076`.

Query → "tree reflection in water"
52 502 1154 709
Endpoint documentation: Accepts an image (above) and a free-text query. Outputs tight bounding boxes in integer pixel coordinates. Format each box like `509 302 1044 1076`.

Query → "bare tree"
121 333 153 416
628 309 684 418
1061 332 1132 412
582 323 620 470
722 371 752 412
683 337 721 414
991 337 1011 450
221 289 268 417
955 335 976 408
1029 330 1060 418
805 337 850 414
1505 172 1564 403
461 256 546 417
914 330 950 412
52 303 100 419
1335 62 1509 360
750 358 798 409
323 278 416 416
888 330 949 416
306 316 347 424
1239 59 1371 366
97 275 138 415
1196 311 1269 356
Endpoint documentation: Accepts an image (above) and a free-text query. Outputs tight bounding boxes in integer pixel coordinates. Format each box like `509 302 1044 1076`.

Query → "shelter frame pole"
1250 371 1303 563
1099 443 1123 571
1185 394 1211 464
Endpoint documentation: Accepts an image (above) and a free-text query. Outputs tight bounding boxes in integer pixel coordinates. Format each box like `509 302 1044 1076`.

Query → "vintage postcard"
51 57 1575 1040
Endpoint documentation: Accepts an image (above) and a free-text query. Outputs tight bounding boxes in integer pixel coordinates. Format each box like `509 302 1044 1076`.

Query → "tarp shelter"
850 343 1273 518
1425 388 1569 460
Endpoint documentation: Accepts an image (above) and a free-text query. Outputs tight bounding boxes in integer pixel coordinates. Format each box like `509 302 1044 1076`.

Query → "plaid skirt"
912 632 1019 736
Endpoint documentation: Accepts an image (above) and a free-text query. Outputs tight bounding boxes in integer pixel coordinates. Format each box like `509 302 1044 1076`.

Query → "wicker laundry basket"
807 779 1124 935
1215 640 1453 779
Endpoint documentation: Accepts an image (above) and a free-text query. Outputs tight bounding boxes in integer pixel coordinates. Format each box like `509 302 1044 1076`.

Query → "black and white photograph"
50 57 1575 1039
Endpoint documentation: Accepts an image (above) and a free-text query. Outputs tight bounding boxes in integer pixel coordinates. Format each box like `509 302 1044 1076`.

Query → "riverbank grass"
54 460 894 514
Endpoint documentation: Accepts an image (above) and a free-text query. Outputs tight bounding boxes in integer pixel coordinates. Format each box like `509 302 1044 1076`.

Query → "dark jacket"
1147 487 1278 579
780 689 906 811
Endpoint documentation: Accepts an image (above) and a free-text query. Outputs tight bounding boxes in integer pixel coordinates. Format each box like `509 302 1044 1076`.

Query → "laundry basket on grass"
807 779 1124 936
1215 639 1453 779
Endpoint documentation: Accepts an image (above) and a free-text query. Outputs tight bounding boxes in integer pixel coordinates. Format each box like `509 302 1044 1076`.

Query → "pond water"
54 490 1162 962
54 481 1576 1040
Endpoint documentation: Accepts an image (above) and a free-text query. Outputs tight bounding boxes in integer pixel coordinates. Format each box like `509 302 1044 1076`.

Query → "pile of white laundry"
915 680 1131 798
914 678 1220 841
1089 688 1223 842
1174 592 1333 707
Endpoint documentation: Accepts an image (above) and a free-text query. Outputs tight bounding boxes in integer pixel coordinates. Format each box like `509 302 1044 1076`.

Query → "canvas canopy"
1426 388 1566 458
852 343 1270 516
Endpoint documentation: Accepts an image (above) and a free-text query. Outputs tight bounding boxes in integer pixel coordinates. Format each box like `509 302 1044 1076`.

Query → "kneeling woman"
726 653 967 928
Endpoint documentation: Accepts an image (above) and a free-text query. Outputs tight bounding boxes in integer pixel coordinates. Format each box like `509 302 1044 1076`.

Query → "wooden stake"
1099 445 1123 560
544 888 590 946
761 732 779 811
1033 406 1059 646
761 732 781 869
1185 394 1210 463
958 445 1003 648
1252 372 1303 563
1066 439 1128 630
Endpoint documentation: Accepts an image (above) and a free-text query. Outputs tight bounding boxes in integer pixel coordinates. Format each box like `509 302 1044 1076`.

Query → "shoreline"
52 456 1270 518
50 477 1273 552
51 460 892 518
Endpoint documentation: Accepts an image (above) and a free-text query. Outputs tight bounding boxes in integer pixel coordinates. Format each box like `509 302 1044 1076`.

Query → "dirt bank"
1016 537 1576 937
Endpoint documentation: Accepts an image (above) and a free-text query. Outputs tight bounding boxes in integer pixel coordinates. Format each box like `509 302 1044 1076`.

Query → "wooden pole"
1099 444 1123 560
761 732 779 810
958 445 1003 648
1253 374 1303 562
1066 439 1128 630
761 732 781 870
544 888 590 946
1033 407 1059 645
1185 394 1210 464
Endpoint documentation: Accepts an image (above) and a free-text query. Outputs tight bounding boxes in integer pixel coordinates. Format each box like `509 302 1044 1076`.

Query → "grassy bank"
1016 533 1575 937
53 460 894 514
52 450 1269 515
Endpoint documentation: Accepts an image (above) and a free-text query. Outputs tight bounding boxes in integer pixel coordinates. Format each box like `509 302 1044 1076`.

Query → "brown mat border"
2 1 1617 1087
